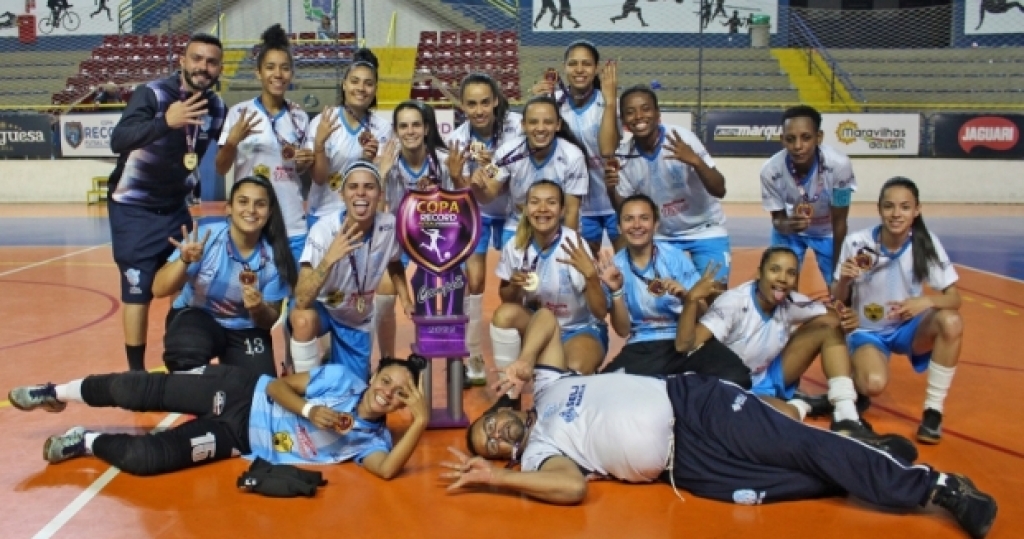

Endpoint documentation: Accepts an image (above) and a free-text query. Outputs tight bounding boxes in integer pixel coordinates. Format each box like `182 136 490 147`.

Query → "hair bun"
352 48 379 69
260 23 290 49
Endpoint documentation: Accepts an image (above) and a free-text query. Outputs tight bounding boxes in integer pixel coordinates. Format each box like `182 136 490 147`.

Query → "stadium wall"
4 158 1021 203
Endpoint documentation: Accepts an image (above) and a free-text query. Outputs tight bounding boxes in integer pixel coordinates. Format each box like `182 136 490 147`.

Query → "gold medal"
484 163 499 179
334 412 354 435
855 248 877 271
647 279 666 296
356 296 367 313
358 130 371 145
794 202 813 219
544 67 559 85
469 141 486 159
281 144 296 161
522 272 540 292
238 269 257 286
184 152 198 170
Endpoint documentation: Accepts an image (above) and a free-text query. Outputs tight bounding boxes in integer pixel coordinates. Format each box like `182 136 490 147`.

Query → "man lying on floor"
442 308 997 539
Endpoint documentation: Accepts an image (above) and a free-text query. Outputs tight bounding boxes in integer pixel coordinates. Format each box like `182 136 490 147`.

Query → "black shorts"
165 307 278 378
108 200 191 303
600 338 751 389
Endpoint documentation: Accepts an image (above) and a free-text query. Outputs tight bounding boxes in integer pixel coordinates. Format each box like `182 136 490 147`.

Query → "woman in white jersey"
153 175 297 378
532 40 620 254
374 100 460 359
215 24 312 264
446 73 523 385
305 48 391 226
288 161 414 382
674 246 918 463
491 181 608 384
598 195 750 386
468 95 589 242
761 105 856 289
602 85 731 284
832 177 963 445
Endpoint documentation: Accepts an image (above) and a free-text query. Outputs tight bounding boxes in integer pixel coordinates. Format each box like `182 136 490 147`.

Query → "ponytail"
879 176 941 284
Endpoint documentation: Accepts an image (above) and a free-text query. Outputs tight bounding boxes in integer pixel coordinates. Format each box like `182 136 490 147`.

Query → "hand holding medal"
241 284 263 310
168 222 211 265
359 130 379 161
446 141 469 188
603 157 621 190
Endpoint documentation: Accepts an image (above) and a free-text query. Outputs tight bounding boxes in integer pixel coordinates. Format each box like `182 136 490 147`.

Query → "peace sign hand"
556 233 598 280
169 222 211 264
663 129 702 168
225 107 263 147
684 263 722 303
596 248 624 292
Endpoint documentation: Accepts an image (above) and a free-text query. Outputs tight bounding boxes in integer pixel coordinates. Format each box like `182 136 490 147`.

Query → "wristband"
610 288 624 299
301 402 315 419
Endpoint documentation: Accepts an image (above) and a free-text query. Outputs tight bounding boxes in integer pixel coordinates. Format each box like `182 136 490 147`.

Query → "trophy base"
411 344 470 429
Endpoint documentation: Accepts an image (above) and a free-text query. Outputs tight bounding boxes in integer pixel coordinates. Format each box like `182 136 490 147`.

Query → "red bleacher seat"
498 30 517 45
479 31 497 46
299 32 316 40
440 31 458 47
419 31 437 47
338 32 355 42
459 31 477 48
101 35 119 48
140 35 159 48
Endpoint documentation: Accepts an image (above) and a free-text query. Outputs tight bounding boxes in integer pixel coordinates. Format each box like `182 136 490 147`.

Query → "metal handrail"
790 12 866 106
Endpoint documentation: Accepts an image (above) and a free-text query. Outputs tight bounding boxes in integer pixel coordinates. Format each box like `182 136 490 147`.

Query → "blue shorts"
108 200 192 303
663 236 731 283
287 299 373 381
848 313 931 373
288 234 307 271
474 216 507 255
750 355 797 400
580 214 620 245
562 322 610 352
770 230 834 286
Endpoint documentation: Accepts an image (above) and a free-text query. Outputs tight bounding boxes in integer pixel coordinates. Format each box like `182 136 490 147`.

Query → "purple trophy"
396 185 482 428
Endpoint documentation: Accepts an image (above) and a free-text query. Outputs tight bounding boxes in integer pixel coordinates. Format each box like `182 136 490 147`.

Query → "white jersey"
300 210 400 330
615 125 726 240
382 149 453 220
219 99 310 238
495 227 599 332
700 281 827 376
836 226 958 333
303 109 392 218
760 144 857 238
445 112 523 219
522 368 673 482
558 90 615 216
493 136 589 232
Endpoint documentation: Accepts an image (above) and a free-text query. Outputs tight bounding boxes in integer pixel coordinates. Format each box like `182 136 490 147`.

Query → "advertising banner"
530 0 778 35
60 112 120 157
0 113 52 158
821 114 920 156
704 110 783 156
933 114 1024 158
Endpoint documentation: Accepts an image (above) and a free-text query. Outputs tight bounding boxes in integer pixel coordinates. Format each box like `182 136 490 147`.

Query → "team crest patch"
325 290 345 307
253 164 271 179
864 303 884 322
328 172 343 191
272 432 293 452
64 122 83 148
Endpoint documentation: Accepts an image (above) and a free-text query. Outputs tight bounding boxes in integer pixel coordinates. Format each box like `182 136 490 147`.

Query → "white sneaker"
465 355 486 386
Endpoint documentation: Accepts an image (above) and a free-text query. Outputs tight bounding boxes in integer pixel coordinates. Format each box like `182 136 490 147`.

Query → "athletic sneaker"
465 355 487 386
44 426 89 464
8 383 66 413
917 408 943 444
831 419 919 464
932 473 998 539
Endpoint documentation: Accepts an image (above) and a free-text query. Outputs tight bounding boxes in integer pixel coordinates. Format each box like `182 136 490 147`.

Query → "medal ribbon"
224 232 269 274
340 211 375 302
182 88 199 157
495 139 545 169
519 228 563 273
255 97 306 148
344 105 373 136
784 148 824 203
626 245 663 288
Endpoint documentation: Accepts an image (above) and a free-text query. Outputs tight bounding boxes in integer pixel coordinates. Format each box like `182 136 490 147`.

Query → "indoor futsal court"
1 201 1021 538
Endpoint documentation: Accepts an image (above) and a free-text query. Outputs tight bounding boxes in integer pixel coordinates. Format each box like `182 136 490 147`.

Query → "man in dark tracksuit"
107 33 226 371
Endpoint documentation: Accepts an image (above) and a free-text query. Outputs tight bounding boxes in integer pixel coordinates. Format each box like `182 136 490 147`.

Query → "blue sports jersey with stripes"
611 242 700 344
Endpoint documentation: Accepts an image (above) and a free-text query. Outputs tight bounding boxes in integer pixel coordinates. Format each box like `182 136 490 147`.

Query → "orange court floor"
1 202 1022 539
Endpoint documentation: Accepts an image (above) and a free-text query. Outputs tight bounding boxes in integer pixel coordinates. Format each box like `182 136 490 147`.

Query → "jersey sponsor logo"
559 384 587 423
731 393 747 412
325 289 346 307
272 431 294 452
296 424 318 459
64 122 83 148
732 489 766 505
125 268 143 295
661 199 689 217
864 303 884 322
958 117 1018 152
713 125 782 141
212 390 226 416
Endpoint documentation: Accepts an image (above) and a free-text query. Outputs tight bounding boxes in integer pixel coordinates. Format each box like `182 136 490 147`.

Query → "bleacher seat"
420 31 437 47
299 32 316 41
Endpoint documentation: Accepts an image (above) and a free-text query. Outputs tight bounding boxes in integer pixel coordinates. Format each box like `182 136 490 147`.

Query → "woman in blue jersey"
305 48 391 226
215 24 312 265
447 73 523 385
491 181 608 381
374 100 461 359
9 356 429 480
533 41 620 254
288 161 414 381
598 194 749 385
602 85 731 284
832 177 963 445
469 95 589 242
152 175 297 378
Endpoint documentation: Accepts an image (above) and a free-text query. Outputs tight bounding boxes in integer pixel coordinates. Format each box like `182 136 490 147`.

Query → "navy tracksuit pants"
664 373 937 506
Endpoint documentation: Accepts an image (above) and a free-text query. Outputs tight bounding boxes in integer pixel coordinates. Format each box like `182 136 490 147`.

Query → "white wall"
4 158 1023 204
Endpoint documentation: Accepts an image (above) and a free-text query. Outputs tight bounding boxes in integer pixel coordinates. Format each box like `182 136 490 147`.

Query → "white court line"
955 263 1024 285
0 244 109 278
32 413 182 539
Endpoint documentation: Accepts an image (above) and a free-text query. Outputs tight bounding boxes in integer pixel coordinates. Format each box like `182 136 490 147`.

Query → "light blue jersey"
558 90 615 217
170 221 289 330
247 365 392 465
611 242 700 344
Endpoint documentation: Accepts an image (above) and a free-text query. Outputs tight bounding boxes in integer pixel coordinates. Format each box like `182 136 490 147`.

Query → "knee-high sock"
828 376 860 423
465 294 484 358
374 294 397 358
290 338 321 373
924 363 955 413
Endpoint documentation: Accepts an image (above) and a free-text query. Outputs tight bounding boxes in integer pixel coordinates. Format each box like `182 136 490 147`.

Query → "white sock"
465 294 484 358
290 338 321 373
828 376 860 423
374 294 397 358
924 363 956 413
786 399 811 421
83 432 100 455
489 325 522 371
55 379 84 403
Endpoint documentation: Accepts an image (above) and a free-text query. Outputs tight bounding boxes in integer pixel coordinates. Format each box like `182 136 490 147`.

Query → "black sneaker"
856 393 871 414
917 408 943 445
831 419 919 464
932 473 997 539
794 391 831 419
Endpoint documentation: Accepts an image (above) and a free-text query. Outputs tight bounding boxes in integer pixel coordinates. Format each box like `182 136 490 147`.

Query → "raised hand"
323 219 364 266
531 79 556 97
556 233 598 280
293 148 315 172
225 107 263 147
600 60 618 99
490 358 533 398
446 141 468 187
440 446 498 491
360 132 380 161
314 106 341 150
663 129 701 167
169 222 211 264
165 92 208 129
378 137 400 177
396 378 429 425
684 263 722 303
603 158 621 191
596 248 624 292
838 255 863 282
